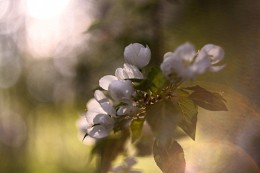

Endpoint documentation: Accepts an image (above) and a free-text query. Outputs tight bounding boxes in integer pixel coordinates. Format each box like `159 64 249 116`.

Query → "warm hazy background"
0 0 259 172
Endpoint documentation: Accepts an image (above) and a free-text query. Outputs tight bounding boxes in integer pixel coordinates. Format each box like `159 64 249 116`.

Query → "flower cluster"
82 43 151 139
160 43 225 80
78 42 225 139
77 42 226 173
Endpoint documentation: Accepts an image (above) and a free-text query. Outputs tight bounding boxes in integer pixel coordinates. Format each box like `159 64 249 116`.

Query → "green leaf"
147 67 167 93
146 100 180 142
153 138 185 173
130 118 145 143
176 90 198 140
184 85 228 111
136 67 166 93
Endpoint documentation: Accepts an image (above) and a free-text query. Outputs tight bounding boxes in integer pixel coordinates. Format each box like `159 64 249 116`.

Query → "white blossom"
82 99 114 139
85 110 114 139
174 42 196 62
108 80 134 103
76 116 96 144
97 67 138 116
160 43 225 80
84 98 115 139
201 44 226 72
115 63 143 80
124 43 151 68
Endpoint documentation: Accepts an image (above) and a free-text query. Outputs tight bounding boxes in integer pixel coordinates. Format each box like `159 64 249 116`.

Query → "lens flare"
26 0 70 19
24 0 93 58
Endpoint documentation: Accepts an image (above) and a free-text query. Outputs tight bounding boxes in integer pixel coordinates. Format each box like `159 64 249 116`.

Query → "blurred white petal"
191 50 211 74
209 64 226 72
201 44 224 64
77 116 92 134
160 43 225 81
163 52 173 60
175 42 196 62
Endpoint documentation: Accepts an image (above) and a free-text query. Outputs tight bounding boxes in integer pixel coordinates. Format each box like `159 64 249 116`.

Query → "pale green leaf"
130 118 145 143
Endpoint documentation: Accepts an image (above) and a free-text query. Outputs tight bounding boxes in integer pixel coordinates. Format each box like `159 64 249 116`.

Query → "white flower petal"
137 45 151 67
115 64 143 80
115 67 128 80
86 110 105 124
86 98 99 110
94 90 107 102
163 52 173 60
94 90 116 116
201 44 224 64
108 80 134 102
124 43 151 68
99 75 118 90
86 98 105 113
123 63 143 79
98 115 114 129
87 125 110 139
160 43 225 81
86 111 114 128
191 50 211 75
161 53 188 79
160 54 176 76
175 42 196 62
209 64 226 72
77 116 92 134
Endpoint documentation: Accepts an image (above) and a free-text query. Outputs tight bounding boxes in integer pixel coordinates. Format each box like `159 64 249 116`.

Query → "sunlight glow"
24 0 93 58
26 0 70 19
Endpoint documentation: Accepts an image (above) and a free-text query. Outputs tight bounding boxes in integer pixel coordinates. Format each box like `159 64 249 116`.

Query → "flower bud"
124 43 151 68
